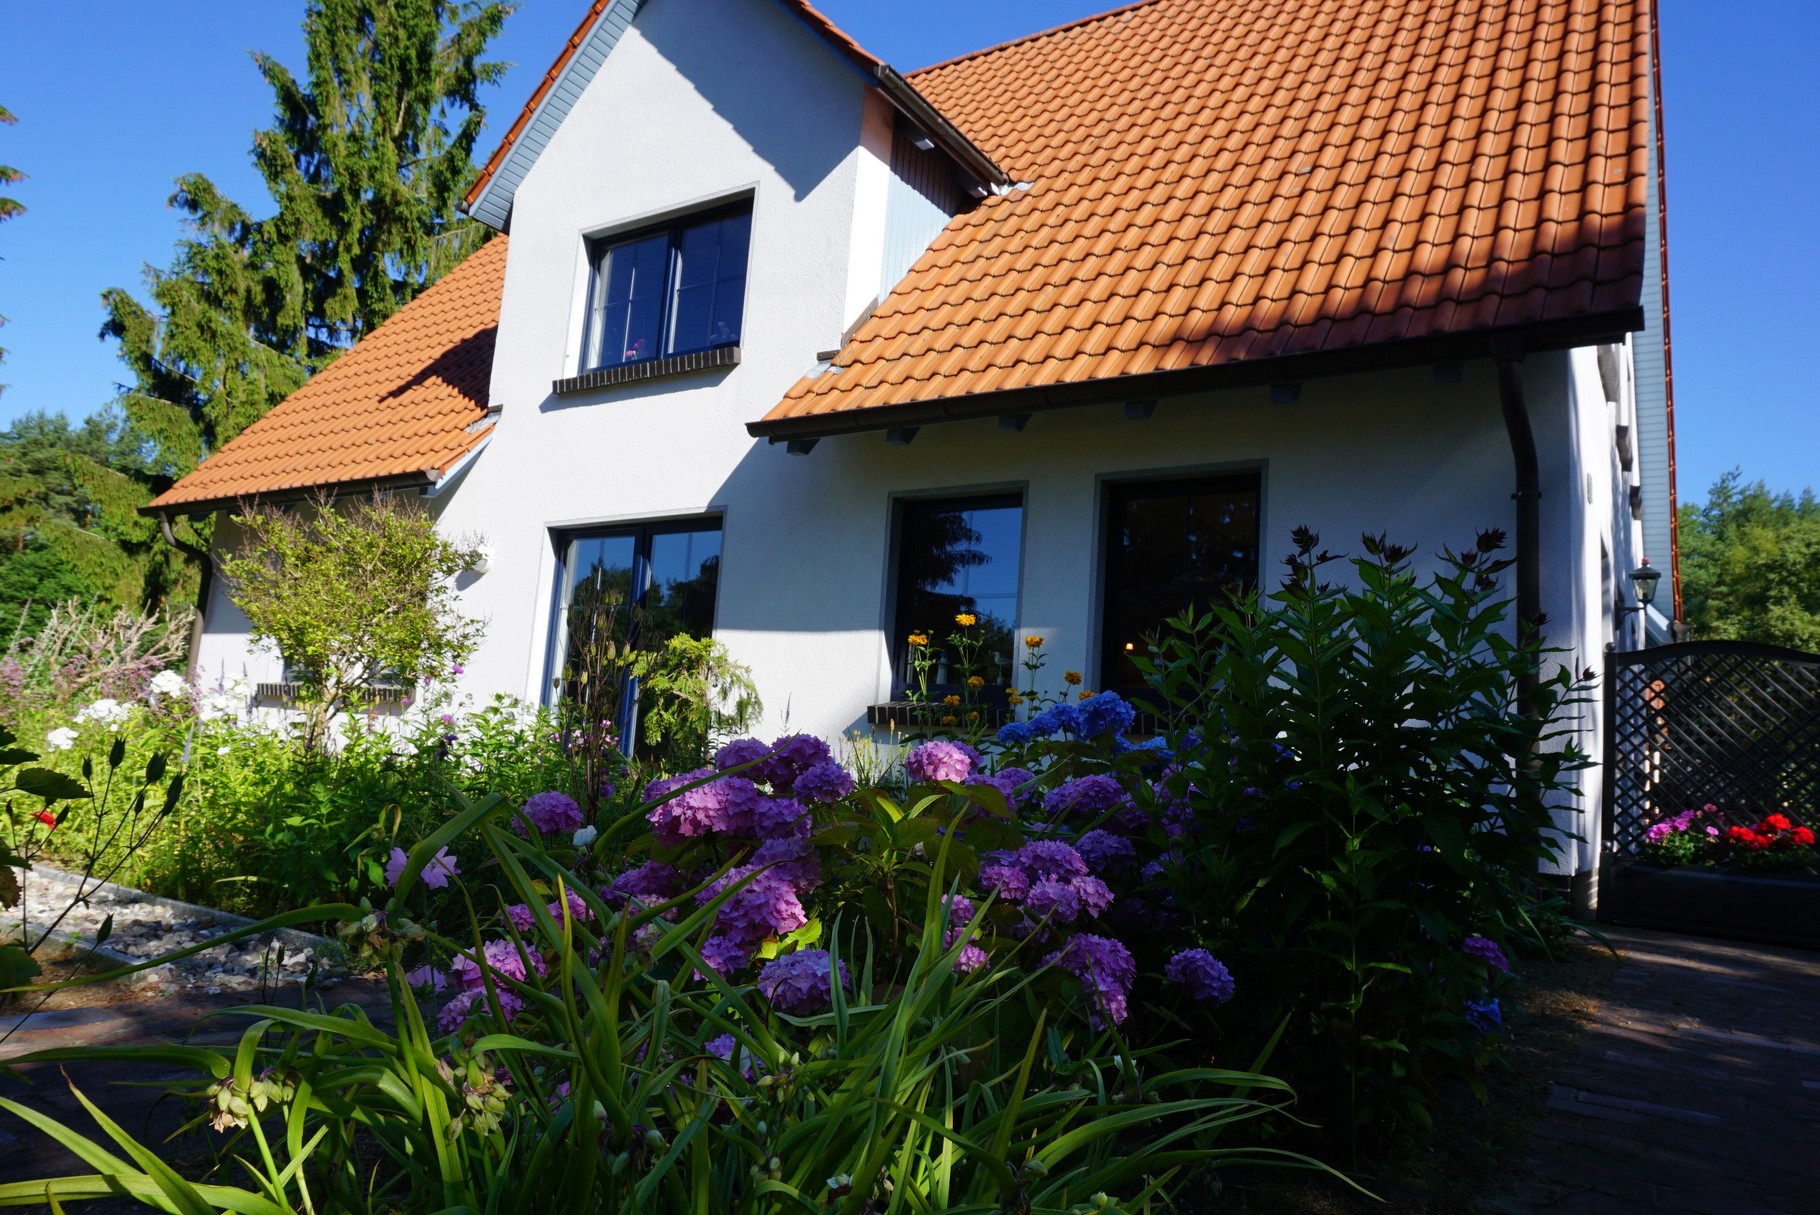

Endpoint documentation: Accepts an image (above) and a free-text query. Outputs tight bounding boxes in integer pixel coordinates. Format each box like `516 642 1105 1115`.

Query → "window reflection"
894 495 1023 695
1101 475 1260 690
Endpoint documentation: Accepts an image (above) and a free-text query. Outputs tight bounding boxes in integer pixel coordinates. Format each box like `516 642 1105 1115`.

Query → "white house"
147 0 1677 898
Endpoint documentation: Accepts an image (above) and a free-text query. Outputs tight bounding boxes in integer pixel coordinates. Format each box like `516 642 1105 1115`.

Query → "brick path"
1494 926 1820 1214
0 981 389 1187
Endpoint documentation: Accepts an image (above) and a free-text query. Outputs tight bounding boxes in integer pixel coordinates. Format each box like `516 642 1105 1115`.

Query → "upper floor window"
892 494 1023 698
1100 473 1261 691
582 202 751 371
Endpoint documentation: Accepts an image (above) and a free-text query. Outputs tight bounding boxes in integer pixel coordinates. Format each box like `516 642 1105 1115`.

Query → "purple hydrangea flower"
705 1033 737 1060
964 771 1022 811
1016 840 1089 881
449 939 546 991
1461 935 1510 973
700 867 808 946
1075 829 1136 874
1025 879 1082 923
757 949 850 1015
1045 934 1136 1028
698 934 753 976
978 861 1030 901
504 902 537 933
750 796 813 839
715 738 774 773
436 987 523 1034
1071 874 1114 917
385 845 460 890
515 791 584 836
759 734 835 790
606 861 684 911
794 759 855 804
1043 775 1128 817
1165 948 1236 1003
904 739 980 783
645 770 761 844
751 835 823 889
994 767 1037 807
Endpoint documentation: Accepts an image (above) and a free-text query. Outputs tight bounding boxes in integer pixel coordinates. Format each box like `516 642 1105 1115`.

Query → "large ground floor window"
1100 472 1261 691
892 493 1023 699
546 519 722 741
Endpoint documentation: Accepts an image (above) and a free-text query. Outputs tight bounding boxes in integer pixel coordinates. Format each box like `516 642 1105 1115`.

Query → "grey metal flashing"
466 0 647 231
553 345 741 396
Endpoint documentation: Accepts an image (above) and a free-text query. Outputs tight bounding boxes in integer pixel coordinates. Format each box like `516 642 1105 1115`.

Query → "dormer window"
582 201 751 372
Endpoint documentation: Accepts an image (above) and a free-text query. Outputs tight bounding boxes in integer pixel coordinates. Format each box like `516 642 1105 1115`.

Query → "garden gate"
1599 640 1820 945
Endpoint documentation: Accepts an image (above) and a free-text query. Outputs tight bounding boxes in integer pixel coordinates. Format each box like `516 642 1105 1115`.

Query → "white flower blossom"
572 825 598 847
46 727 79 752
146 670 190 701
74 698 132 730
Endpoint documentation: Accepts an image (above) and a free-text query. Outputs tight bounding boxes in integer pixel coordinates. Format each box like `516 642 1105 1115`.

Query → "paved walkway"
1495 926 1820 1214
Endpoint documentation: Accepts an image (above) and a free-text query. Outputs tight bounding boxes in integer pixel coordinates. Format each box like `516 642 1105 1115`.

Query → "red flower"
1725 826 1770 851
35 810 56 828
1790 826 1816 847
1762 813 1793 833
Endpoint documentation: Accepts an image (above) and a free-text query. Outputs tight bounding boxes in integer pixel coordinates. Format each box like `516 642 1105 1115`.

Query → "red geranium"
35 810 56 828
1725 825 1770 850
1790 826 1817 847
1762 813 1794 833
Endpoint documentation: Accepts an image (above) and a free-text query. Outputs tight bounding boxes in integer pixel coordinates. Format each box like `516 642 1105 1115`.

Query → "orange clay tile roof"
146 236 506 513
754 0 1654 435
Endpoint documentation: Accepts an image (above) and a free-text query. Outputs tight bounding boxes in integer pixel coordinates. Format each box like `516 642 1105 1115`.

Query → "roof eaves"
747 308 1647 441
139 471 441 520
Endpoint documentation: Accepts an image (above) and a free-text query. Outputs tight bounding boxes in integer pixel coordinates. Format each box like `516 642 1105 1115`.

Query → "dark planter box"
1598 859 1820 949
866 700 1012 729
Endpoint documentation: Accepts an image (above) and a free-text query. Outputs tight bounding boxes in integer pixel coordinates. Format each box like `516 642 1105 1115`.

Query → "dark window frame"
580 199 752 374
888 491 1026 702
1098 470 1263 694
542 517 725 746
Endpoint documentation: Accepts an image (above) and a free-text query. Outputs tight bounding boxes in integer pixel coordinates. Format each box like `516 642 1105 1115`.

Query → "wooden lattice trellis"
1603 640 1820 858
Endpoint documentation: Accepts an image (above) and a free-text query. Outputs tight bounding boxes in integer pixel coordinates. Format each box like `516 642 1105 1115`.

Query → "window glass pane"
645 528 722 644
895 497 1022 694
667 211 749 353
1101 476 1260 690
590 233 668 367
553 534 638 700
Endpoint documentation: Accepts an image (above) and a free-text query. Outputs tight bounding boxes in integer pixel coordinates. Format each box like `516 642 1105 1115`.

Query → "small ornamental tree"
220 491 482 748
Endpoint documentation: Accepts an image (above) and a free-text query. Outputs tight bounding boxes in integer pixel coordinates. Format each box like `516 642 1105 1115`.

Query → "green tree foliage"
100 0 508 482
1 101 24 390
1679 470 1820 651
0 412 189 634
219 491 483 749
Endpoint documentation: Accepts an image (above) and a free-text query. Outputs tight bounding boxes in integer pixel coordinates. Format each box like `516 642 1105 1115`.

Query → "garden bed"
1597 859 1820 948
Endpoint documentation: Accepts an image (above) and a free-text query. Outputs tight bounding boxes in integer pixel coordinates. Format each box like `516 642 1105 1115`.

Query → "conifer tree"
101 0 508 481
0 102 24 393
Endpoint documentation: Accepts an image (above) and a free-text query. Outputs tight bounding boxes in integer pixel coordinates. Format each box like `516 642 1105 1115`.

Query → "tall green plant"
218 490 482 749
633 634 761 774
1134 529 1591 1153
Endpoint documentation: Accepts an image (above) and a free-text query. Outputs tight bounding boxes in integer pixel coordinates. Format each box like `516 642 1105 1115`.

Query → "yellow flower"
1063 670 1083 686
907 633 929 647
954 612 977 627
1008 692 1025 706
940 715 958 726
943 694 962 707
1024 634 1045 648
1078 689 1095 701
966 711 980 722
966 675 985 688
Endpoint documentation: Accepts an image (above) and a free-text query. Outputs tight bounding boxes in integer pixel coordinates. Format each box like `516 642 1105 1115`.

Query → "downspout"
1492 334 1542 717
158 513 213 682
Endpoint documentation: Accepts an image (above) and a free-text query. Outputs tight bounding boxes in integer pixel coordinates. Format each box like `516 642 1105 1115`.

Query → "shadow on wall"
639 0 860 202
536 365 739 415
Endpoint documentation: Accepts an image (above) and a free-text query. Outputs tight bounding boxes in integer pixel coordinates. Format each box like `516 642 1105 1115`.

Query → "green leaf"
12 768 91 803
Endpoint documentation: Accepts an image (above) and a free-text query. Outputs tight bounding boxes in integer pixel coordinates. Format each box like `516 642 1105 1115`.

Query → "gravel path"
2 866 348 995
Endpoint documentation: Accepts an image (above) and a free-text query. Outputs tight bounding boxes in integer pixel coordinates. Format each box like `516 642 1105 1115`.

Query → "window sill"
866 700 1015 729
554 345 740 396
256 682 411 706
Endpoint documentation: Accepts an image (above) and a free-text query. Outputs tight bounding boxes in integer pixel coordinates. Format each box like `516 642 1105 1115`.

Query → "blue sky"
0 1 1814 502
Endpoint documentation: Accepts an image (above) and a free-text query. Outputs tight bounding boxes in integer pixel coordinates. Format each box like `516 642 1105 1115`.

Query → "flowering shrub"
1640 805 1818 872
